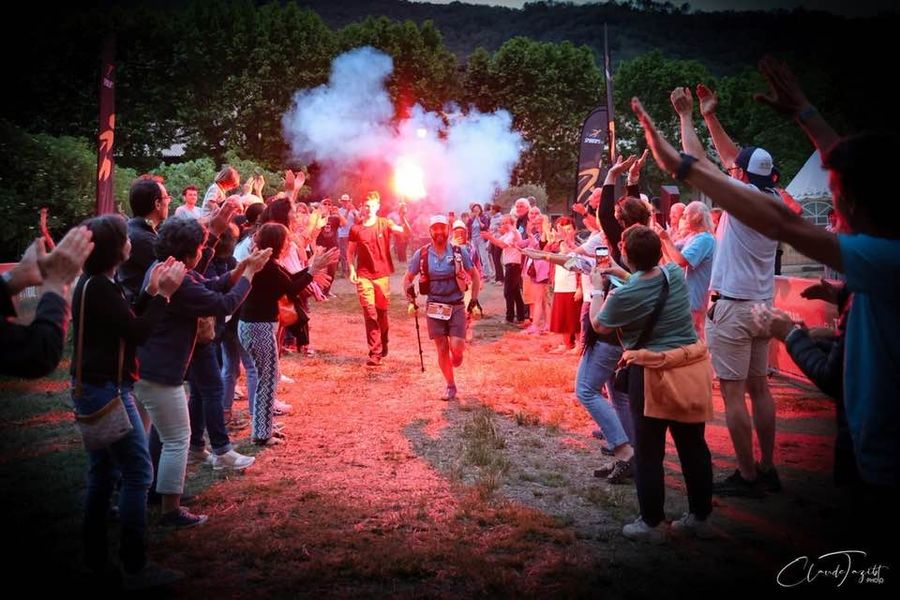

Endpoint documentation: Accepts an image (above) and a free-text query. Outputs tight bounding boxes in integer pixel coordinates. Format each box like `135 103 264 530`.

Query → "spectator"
174 185 203 220
670 85 782 497
202 166 240 214
70 214 185 588
482 215 525 323
594 225 714 543
135 218 269 528
655 201 715 341
117 178 171 304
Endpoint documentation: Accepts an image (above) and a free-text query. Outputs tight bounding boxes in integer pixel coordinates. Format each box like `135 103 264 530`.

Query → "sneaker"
274 400 293 415
442 384 458 401
303 346 317 357
622 516 667 544
280 374 295 384
524 325 541 335
123 562 185 591
159 507 208 529
188 448 213 465
671 512 715 539
756 463 782 493
366 356 382 367
253 436 283 446
713 469 765 498
593 463 614 478
600 445 615 457
212 450 256 471
606 458 634 485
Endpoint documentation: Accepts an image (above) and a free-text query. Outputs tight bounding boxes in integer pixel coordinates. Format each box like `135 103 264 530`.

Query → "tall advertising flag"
573 106 610 209
572 25 614 212
96 35 116 215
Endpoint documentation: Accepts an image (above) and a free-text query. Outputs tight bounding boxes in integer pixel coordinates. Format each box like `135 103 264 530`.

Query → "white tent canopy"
785 151 831 201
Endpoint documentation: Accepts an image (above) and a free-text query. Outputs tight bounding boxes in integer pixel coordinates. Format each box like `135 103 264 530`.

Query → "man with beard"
404 216 481 400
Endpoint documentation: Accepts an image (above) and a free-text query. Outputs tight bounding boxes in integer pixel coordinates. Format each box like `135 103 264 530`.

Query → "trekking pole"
407 285 425 373
412 305 425 372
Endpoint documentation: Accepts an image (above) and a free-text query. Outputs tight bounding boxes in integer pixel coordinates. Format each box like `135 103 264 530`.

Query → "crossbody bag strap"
74 276 91 397
630 267 671 351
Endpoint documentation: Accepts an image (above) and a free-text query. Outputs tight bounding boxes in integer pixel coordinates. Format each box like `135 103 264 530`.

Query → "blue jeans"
221 328 258 416
72 382 152 574
575 341 634 449
187 342 232 455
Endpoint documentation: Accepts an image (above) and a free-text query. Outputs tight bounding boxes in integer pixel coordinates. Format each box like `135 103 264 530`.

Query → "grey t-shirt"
709 180 782 300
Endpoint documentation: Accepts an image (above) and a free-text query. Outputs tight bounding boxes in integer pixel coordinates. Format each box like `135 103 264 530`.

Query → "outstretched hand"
696 84 718 117
670 86 693 116
800 278 841 305
608 154 637 177
755 55 810 117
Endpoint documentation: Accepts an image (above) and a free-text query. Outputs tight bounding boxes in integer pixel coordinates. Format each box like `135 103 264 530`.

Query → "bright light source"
393 156 426 201
416 128 427 139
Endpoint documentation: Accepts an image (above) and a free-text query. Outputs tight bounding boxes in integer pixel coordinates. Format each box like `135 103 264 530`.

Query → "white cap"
429 215 449 227
452 219 466 230
340 193 350 201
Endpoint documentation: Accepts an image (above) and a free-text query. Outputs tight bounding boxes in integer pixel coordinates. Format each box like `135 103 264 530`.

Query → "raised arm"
632 97 842 271
671 87 706 159
755 56 841 156
697 84 739 168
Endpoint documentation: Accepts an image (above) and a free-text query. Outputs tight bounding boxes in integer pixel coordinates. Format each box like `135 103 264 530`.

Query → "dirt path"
1 274 867 596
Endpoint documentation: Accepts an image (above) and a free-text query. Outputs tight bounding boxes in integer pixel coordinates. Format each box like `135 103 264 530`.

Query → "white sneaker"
274 400 293 414
622 516 667 544
671 512 715 539
280 374 295 384
188 448 213 465
212 450 256 471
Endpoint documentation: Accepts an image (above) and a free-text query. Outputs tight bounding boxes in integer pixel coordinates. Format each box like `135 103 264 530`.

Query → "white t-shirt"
234 236 253 262
709 180 782 300
174 204 205 220
553 264 579 293
500 230 523 265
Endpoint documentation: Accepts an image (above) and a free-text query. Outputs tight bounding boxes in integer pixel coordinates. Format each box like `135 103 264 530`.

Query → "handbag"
278 295 299 327
197 316 217 344
73 277 133 451
613 270 670 393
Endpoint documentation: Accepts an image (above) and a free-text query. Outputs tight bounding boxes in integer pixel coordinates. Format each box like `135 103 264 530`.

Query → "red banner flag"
96 35 116 215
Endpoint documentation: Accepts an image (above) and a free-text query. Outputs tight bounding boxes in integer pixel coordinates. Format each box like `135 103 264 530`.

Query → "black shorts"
426 303 467 340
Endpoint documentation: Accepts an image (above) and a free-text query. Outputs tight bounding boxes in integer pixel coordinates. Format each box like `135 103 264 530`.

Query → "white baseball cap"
452 219 466 230
429 215 449 227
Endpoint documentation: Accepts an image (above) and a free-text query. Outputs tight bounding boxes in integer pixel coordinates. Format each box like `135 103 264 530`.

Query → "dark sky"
414 0 897 17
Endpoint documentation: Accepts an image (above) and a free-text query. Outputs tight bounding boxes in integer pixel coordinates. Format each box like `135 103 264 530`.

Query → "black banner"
572 106 610 210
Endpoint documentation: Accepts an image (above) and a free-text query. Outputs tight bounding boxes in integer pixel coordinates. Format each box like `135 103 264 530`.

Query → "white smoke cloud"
282 46 524 211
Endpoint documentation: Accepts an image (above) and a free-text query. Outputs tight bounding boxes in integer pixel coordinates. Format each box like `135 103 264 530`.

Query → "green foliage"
0 122 135 261
466 37 603 203
337 17 460 113
613 50 714 196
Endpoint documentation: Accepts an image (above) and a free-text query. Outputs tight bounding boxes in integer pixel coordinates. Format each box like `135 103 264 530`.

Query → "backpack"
417 243 468 296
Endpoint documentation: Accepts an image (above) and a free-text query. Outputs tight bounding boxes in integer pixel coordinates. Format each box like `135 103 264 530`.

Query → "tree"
613 50 714 196
467 37 603 203
336 17 460 116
